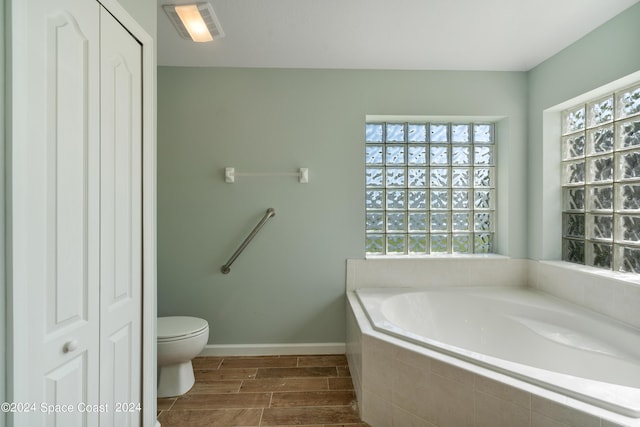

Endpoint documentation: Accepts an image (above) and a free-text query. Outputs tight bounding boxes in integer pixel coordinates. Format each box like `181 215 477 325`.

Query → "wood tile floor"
157 354 371 427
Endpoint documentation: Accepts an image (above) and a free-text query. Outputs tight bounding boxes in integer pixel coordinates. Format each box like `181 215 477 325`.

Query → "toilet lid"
157 316 208 340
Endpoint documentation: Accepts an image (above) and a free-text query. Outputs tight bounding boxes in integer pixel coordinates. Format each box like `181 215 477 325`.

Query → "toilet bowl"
157 316 209 398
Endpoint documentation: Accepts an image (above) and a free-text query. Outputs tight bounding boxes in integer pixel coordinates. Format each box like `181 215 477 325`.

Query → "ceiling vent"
163 3 225 42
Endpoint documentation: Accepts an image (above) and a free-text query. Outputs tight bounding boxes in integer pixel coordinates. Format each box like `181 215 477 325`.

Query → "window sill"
365 253 511 260
539 260 640 286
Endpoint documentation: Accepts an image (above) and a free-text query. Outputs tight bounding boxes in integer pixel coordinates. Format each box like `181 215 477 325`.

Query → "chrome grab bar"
221 208 275 274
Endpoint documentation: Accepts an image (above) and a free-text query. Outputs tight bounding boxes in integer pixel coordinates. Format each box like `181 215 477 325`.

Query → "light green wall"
157 68 528 344
117 0 156 38
527 2 640 260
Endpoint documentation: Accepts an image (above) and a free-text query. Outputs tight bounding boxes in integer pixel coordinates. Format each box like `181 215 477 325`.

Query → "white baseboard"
199 342 346 357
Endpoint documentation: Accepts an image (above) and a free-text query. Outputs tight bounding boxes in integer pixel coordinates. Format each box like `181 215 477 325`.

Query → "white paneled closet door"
17 1 143 426
99 7 142 427
29 1 101 426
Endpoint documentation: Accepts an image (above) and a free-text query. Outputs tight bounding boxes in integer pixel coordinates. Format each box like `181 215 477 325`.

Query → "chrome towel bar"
221 208 275 274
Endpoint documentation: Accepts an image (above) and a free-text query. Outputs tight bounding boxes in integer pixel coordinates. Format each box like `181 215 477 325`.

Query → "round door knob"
63 340 78 353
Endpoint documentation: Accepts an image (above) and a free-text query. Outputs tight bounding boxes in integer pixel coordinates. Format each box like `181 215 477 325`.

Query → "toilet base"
157 360 195 398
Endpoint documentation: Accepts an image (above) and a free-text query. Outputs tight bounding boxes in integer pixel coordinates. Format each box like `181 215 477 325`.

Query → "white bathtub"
355 286 640 419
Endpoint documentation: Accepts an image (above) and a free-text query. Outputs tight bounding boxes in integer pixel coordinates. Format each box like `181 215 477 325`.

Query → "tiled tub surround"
345 257 640 427
529 261 640 330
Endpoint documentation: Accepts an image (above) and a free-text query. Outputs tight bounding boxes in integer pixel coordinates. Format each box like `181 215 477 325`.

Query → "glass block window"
365 122 496 255
561 82 640 272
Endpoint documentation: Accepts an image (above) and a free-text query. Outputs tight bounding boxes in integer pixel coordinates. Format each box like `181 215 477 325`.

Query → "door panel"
44 353 88 427
31 1 101 425
45 10 91 333
16 1 143 426
99 8 142 427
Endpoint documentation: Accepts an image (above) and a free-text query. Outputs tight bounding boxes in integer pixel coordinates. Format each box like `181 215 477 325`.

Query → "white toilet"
157 316 209 398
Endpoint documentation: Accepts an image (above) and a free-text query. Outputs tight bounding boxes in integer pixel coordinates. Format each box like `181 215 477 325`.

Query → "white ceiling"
157 0 639 71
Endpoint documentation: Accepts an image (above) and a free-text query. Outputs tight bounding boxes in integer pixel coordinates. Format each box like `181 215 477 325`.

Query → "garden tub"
354 286 640 418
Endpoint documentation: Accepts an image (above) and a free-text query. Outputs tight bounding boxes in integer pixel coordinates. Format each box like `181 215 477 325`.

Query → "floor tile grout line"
257 407 265 427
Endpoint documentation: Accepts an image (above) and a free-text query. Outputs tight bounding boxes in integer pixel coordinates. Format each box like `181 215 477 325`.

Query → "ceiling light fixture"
163 3 224 43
